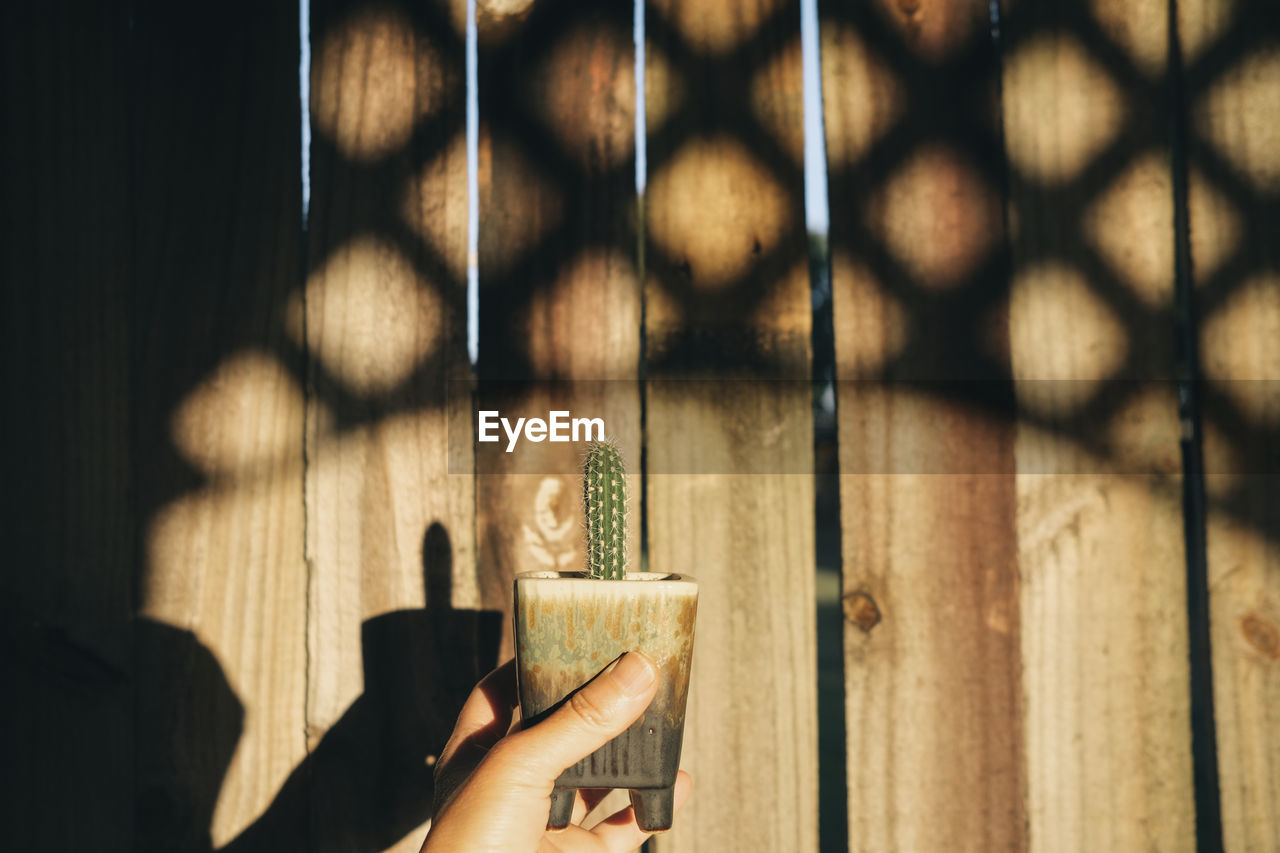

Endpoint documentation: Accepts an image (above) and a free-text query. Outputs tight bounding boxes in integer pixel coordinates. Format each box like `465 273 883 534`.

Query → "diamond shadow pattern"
170 0 1273 536
123 0 1278 844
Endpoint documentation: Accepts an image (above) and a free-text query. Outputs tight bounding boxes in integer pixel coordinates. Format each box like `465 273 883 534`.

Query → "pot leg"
629 786 675 832
546 787 575 830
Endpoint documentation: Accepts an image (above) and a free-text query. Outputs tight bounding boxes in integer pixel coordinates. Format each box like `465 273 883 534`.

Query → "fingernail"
609 651 656 697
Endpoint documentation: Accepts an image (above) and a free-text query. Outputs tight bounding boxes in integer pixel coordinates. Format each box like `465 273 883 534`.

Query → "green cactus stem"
584 439 628 580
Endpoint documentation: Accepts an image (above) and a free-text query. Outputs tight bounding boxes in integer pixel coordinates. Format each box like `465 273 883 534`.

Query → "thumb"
494 651 658 785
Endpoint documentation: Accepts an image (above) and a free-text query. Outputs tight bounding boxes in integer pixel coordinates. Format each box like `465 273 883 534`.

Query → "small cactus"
583 439 628 579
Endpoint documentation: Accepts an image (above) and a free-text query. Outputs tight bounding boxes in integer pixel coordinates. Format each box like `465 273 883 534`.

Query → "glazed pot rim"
514 570 696 584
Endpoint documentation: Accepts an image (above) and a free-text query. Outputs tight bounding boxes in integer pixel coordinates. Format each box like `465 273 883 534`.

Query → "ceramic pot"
512 571 698 832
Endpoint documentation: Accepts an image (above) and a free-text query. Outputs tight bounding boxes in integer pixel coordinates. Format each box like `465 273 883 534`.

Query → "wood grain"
1180 2 1280 849
822 2 1026 849
128 2 309 848
1002 2 1195 849
645 1 818 849
475 0 642 660
1 3 134 849
305 1 476 850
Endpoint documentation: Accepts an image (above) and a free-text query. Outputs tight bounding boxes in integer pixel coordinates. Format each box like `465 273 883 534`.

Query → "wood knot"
1241 612 1280 659
895 0 922 41
843 591 882 633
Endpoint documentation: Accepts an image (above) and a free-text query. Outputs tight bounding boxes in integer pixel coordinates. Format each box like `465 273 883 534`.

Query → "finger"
570 788 614 827
570 790 589 827
433 659 519 814
590 771 693 853
579 788 613 818
487 651 658 787
437 658 518 769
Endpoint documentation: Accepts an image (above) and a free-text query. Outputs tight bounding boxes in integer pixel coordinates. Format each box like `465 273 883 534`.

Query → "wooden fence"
3 0 1277 851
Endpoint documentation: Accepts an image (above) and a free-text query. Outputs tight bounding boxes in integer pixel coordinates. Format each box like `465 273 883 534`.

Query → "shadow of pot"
513 570 698 832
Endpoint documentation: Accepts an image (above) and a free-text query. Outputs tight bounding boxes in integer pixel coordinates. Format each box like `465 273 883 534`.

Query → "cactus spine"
584 440 628 580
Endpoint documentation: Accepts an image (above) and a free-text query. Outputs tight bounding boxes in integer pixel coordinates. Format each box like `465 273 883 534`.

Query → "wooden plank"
821 2 1025 850
304 1 481 850
644 1 817 849
471 2 643 833
1179 2 1280 850
128 2 309 848
1001 2 1196 849
475 0 642 659
0 3 134 849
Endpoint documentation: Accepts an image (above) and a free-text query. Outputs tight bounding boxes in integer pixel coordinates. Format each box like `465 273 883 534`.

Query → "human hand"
421 652 692 853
